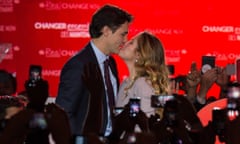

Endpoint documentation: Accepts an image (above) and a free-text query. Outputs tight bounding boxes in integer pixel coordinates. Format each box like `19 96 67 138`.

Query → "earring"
135 59 138 63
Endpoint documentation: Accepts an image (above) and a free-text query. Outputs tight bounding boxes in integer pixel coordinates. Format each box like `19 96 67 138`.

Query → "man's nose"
123 36 128 43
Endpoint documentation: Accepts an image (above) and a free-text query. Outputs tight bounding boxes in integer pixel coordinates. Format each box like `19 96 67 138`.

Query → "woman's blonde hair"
135 31 169 95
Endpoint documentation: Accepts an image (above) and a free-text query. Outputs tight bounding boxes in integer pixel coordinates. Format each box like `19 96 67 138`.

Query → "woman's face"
118 35 139 62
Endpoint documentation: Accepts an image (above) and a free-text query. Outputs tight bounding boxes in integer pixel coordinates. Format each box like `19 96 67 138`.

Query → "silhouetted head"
0 70 16 96
26 80 49 112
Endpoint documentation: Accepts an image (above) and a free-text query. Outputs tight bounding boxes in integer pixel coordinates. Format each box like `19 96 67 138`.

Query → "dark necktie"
104 59 115 112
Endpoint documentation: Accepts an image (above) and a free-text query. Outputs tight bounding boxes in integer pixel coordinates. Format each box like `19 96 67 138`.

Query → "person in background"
197 81 240 144
185 62 230 111
0 96 24 136
0 69 17 96
0 78 72 144
17 64 48 107
56 4 133 143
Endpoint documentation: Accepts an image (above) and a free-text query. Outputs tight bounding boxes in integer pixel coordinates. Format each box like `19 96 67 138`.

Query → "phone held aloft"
201 55 216 74
151 95 175 108
129 97 141 118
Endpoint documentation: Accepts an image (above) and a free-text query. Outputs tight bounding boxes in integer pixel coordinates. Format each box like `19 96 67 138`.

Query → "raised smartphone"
201 56 216 74
129 97 141 118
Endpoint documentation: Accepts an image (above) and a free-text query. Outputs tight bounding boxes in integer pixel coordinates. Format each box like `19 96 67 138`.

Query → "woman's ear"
135 51 141 59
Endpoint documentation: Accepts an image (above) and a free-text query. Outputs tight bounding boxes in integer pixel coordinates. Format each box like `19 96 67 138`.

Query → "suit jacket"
56 43 119 136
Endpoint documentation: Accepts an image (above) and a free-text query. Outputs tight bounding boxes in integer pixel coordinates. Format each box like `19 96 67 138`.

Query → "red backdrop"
0 0 240 97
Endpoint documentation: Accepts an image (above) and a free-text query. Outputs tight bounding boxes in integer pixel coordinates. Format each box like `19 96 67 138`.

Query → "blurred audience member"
225 114 240 144
16 94 29 107
180 62 230 112
109 104 151 143
198 81 240 144
150 94 203 144
0 69 17 96
0 96 24 135
118 132 157 144
25 79 49 112
0 66 72 144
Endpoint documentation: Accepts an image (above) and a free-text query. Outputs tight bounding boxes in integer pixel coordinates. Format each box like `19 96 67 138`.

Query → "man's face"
106 22 129 55
118 35 139 63
31 71 40 80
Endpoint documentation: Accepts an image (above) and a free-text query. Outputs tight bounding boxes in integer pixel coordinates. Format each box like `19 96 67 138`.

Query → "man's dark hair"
89 4 133 38
0 96 24 120
29 65 42 79
0 70 17 96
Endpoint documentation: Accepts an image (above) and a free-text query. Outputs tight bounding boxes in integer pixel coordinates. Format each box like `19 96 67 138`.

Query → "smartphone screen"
129 97 141 118
151 95 174 108
201 56 216 74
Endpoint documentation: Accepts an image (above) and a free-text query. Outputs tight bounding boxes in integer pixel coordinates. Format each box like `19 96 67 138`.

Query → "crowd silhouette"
0 61 240 144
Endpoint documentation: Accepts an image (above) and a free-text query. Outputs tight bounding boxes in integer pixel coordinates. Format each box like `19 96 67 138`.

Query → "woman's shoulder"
121 77 147 85
135 76 147 82
134 77 152 88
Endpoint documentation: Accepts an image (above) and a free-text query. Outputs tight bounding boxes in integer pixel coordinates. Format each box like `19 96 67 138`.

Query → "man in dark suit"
56 4 133 143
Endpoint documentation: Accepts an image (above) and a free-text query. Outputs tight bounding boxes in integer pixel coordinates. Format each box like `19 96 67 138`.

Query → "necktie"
104 59 115 112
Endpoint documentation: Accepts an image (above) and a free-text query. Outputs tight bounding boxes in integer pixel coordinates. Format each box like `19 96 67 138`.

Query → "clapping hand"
215 67 229 88
186 62 201 103
186 62 201 88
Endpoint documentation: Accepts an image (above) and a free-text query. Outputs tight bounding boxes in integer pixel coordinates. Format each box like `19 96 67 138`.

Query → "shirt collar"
90 41 108 64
